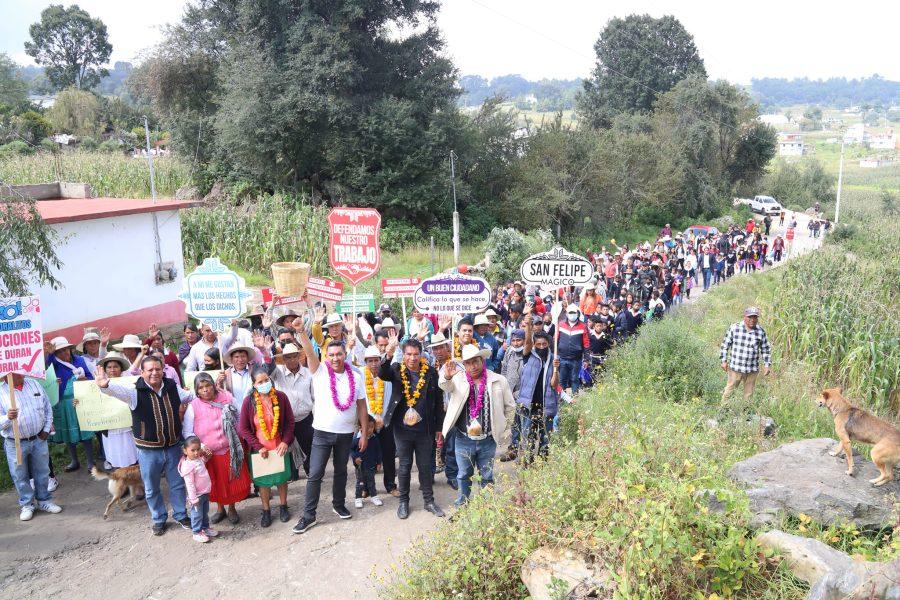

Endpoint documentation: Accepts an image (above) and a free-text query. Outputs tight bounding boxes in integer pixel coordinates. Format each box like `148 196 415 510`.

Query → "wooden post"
400 296 408 331
7 373 22 465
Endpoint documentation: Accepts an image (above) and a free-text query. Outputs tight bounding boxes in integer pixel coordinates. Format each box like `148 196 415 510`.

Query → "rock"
807 558 900 600
694 489 728 514
756 530 855 584
744 415 776 437
521 547 613 600
202 181 226 203
728 438 900 529
175 185 199 201
705 418 719 429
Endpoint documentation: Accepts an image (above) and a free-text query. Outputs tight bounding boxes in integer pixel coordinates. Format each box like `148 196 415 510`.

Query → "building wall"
33 210 187 340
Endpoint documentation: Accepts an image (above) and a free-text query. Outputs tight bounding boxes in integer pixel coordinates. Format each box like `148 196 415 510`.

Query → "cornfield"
769 219 900 413
181 193 332 277
0 150 189 198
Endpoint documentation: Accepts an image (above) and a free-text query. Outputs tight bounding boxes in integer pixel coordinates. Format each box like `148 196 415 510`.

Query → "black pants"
292 413 314 476
394 430 434 504
377 425 396 492
302 430 353 519
355 465 377 498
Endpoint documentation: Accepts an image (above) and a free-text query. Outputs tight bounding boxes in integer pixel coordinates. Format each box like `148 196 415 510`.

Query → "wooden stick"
7 373 22 465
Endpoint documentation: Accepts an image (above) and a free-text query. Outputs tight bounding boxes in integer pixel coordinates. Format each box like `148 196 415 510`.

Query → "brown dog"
817 387 900 486
91 465 145 518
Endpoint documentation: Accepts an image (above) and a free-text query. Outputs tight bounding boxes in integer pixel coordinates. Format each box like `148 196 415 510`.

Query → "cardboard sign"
413 274 491 314
0 296 44 378
520 246 594 287
74 376 138 431
38 363 59 407
178 258 252 332
336 293 376 315
381 277 421 299
328 208 381 285
306 277 344 302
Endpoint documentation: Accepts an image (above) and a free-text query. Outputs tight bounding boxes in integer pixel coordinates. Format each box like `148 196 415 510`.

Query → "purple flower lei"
327 361 357 412
465 369 487 420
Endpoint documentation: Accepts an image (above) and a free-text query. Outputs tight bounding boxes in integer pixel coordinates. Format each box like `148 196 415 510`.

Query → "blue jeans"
702 268 712 290
443 428 458 482
137 445 187 525
519 413 553 460
4 437 51 506
558 358 581 393
454 433 496 504
189 493 210 533
508 406 526 450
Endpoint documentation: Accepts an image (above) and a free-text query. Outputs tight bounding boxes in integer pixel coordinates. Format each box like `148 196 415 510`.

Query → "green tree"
47 87 103 137
578 14 706 129
11 110 52 144
0 53 28 110
0 192 62 296
24 4 112 90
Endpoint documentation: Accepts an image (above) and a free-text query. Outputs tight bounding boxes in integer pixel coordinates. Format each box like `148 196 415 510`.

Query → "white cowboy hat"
280 343 301 356
483 308 499 318
565 304 580 314
323 313 342 327
50 336 75 352
473 314 491 327
363 345 382 360
113 334 144 350
428 332 450 348
379 317 397 330
246 303 266 317
224 344 256 365
460 344 491 362
77 331 101 353
97 352 130 371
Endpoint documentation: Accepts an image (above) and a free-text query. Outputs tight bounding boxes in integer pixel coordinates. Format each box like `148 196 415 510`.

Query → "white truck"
734 195 783 216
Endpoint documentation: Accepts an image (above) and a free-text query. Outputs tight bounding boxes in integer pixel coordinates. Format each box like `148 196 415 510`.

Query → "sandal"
210 510 227 524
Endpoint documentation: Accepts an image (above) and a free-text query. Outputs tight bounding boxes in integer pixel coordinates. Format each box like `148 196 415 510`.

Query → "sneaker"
292 516 316 534
354 498 364 509
152 523 167 536
36 501 62 514
260 509 272 528
332 505 352 520
203 528 219 538
177 517 192 530
20 505 34 521
371 496 383 507
192 532 210 543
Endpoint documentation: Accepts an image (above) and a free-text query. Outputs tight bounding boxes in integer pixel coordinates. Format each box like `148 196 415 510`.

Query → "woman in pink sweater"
178 436 217 543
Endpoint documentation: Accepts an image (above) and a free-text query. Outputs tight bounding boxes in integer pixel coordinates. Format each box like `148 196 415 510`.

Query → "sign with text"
74 376 138 431
306 276 345 302
413 274 491 314
381 277 421 299
336 293 376 315
178 258 252 332
328 208 381 286
0 295 44 379
520 246 594 288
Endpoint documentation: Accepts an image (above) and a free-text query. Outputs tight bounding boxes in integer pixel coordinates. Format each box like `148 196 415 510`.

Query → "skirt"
51 381 93 444
248 451 292 487
102 428 138 468
207 451 251 505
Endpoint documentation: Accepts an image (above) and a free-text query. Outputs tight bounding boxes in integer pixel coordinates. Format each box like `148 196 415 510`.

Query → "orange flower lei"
400 358 429 408
453 338 478 359
254 388 280 441
364 368 384 415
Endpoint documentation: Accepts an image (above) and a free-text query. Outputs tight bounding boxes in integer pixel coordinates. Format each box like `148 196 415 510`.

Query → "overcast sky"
1 0 897 83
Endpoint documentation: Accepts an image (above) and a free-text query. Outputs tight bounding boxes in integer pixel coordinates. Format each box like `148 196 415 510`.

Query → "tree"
0 53 28 110
47 87 103 137
0 193 62 296
24 4 112 90
578 14 706 129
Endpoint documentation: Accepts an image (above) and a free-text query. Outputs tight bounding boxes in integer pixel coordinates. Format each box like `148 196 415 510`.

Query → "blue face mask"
255 382 273 394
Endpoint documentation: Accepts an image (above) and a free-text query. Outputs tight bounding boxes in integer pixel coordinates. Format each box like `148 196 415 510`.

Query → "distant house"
759 114 789 126
859 157 894 169
869 130 897 150
843 123 867 145
51 134 76 145
778 134 805 156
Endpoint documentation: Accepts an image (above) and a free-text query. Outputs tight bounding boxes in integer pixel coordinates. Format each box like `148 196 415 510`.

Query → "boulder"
202 181 226 203
521 547 613 600
175 185 199 201
729 438 900 529
756 530 855 584
807 558 900 600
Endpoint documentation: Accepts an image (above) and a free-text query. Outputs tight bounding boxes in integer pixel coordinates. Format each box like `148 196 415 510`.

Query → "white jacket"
438 368 516 446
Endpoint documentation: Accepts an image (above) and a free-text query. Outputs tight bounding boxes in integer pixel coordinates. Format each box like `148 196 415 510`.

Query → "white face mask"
511 345 524 353
567 313 578 323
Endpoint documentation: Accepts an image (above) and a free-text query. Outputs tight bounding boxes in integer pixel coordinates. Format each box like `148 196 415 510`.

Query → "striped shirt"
0 379 53 439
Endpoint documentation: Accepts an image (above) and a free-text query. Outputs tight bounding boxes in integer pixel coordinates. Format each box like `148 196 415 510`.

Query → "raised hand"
315 304 326 320
291 316 304 332
438 314 452 332
261 311 273 330
343 314 356 332
443 360 458 379
252 329 267 349
523 302 534 316
95 367 110 389
99 327 111 345
148 322 160 340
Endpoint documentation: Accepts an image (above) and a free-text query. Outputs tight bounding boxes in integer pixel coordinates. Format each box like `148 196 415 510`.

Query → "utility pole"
835 139 844 224
449 150 460 265
144 116 163 272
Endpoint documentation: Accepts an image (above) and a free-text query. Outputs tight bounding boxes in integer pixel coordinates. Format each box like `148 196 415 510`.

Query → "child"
178 436 217 543
352 416 383 509
684 272 694 299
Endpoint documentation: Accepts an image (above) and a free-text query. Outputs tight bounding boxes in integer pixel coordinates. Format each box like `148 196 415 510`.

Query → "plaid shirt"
720 322 771 373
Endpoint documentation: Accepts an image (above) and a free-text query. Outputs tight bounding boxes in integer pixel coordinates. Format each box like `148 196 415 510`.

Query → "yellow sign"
74 376 138 431
183 370 222 391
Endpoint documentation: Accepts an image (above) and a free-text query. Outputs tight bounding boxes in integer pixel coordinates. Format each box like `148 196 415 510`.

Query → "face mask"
512 345 524 353
567 313 578 323
255 382 273 394
535 347 549 361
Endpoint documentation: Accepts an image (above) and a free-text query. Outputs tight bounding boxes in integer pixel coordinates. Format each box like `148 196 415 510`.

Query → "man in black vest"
98 356 195 535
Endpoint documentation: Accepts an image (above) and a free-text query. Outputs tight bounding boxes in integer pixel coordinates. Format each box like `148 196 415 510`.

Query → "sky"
1 0 898 83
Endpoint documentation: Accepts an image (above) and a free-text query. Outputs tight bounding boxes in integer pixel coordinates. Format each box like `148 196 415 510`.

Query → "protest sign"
0 296 45 378
74 376 137 431
413 274 491 314
520 246 593 288
336 293 376 314
183 370 222 391
39 363 59 407
328 208 381 286
305 277 344 302
381 278 421 299
178 258 252 332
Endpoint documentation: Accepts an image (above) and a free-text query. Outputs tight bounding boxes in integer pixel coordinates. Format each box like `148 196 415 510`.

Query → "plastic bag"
467 418 483 437
403 407 422 426
579 365 593 386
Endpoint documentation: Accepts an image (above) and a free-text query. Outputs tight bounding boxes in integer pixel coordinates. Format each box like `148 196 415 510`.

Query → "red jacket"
556 320 589 362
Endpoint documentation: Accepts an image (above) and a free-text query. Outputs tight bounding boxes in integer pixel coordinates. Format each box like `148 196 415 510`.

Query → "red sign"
306 276 344 302
328 208 381 286
381 277 421 299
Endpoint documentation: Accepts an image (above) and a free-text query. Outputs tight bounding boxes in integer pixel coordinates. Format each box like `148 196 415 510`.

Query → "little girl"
178 436 217 543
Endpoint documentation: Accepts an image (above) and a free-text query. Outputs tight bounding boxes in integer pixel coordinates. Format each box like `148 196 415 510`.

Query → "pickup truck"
735 195 783 216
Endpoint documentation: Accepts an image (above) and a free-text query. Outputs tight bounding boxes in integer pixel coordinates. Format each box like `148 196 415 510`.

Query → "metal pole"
430 236 435 275
144 117 163 273
834 139 844 225
450 151 460 265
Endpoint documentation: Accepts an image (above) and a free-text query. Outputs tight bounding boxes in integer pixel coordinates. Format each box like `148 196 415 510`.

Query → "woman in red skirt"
183 372 251 524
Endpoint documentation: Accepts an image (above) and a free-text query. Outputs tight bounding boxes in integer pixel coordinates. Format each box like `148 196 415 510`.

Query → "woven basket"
271 262 310 297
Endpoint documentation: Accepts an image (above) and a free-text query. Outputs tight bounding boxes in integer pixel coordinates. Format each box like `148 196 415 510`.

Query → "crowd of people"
1 216 789 540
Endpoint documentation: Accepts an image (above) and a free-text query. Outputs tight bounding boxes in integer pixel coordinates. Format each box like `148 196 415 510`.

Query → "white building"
759 114 789 126
869 131 897 150
11 183 196 341
843 123 867 145
778 134 805 156
859 157 894 169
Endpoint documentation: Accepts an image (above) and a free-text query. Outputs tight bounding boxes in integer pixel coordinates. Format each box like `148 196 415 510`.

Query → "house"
869 130 897 150
759 114 789 126
859 157 894 169
778 134 805 156
6 182 197 341
51 134 76 145
843 123 867 145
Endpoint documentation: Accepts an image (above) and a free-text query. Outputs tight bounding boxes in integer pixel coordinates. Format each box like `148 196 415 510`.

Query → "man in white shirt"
182 324 219 371
292 329 368 534
269 343 314 475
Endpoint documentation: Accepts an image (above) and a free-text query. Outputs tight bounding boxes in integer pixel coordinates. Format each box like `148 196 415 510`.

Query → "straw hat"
77 330 101 353
246 303 266 317
280 343 301 356
460 344 491 362
50 336 75 353
473 314 491 327
378 317 397 330
274 306 299 326
428 332 450 348
323 313 342 327
484 308 499 318
113 334 144 350
364 345 382 359
97 352 130 371
224 344 256 365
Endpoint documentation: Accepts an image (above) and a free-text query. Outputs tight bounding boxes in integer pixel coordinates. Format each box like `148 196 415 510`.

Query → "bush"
98 139 122 153
483 227 553 284
380 219 422 253
39 138 58 153
0 140 33 157
80 136 99 151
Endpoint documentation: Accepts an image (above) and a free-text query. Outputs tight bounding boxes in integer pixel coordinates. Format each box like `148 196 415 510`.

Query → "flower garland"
465 369 487 420
364 368 384 415
254 388 280 441
327 361 357 412
400 358 429 407
453 338 478 359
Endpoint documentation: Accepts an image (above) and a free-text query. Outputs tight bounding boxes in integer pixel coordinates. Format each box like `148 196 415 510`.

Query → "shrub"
380 219 422 253
97 139 122 153
80 136 99 151
483 227 553 284
38 138 58 153
0 140 33 157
